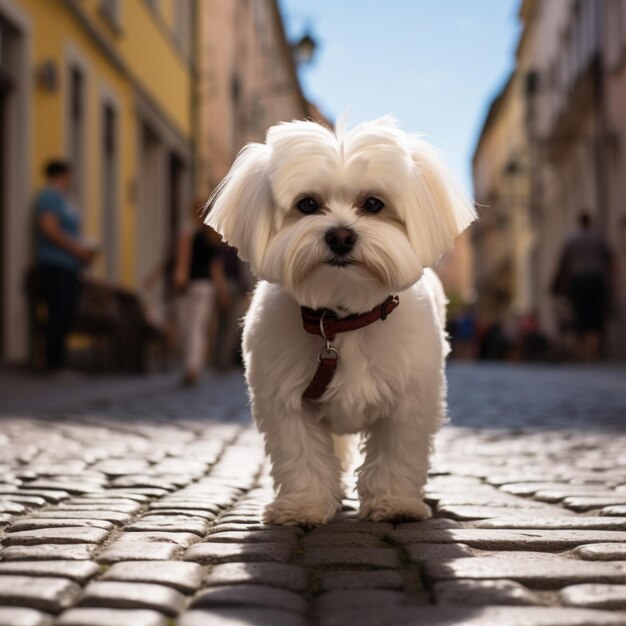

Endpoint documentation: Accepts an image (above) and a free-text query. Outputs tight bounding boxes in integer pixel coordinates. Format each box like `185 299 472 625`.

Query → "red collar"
300 295 399 401
301 295 400 342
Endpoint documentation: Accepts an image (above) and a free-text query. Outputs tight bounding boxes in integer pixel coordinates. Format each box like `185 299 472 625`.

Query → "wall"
196 0 308 195
0 0 194 361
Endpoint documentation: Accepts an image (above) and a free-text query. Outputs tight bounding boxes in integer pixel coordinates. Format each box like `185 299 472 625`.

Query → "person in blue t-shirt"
35 160 96 371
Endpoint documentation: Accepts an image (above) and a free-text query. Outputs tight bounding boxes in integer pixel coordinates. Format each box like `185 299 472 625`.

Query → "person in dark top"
212 243 254 371
553 212 614 359
174 201 230 386
34 160 96 372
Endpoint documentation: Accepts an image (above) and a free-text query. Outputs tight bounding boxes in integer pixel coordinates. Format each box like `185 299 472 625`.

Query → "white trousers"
182 280 214 374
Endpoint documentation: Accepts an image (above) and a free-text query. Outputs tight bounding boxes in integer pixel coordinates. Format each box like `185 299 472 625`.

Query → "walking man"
553 212 614 360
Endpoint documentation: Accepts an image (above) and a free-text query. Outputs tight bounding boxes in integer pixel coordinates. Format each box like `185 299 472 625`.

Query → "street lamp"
292 31 317 65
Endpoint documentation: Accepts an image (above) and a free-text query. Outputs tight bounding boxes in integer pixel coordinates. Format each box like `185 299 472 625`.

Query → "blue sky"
279 0 520 191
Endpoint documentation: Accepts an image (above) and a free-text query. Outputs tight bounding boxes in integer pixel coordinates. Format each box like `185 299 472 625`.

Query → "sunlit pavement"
0 363 625 625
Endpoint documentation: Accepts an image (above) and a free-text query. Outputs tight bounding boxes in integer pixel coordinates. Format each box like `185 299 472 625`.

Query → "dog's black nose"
325 227 357 255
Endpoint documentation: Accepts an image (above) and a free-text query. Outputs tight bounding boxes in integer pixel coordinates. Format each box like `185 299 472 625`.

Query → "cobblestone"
113 531 200 547
473 517 626 530
302 546 402 568
319 570 405 591
560 584 626 610
0 561 99 583
302 531 384 547
100 561 204 593
435 504 564 520
124 515 210 535
319 606 626 625
565 497 626 512
0 364 625 624
407 542 474 561
202 529 298 545
28 511 131 525
97 542 181 563
208 522 304 535
183 541 293 564
205 562 309 591
393 528 626 550
3 527 110 546
179 608 306 626
190 584 307 612
0 608 53 626
422 553 626 588
315 589 410 611
6 519 115 532
573 544 626 560
0 575 81 612
432 579 544 606
602 506 626 516
0 545 98 561
78 581 186 615
55 503 141 513
56 608 167 626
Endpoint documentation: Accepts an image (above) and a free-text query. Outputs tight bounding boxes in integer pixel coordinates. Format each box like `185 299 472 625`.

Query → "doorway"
101 102 118 280
0 74 12 358
0 14 16 360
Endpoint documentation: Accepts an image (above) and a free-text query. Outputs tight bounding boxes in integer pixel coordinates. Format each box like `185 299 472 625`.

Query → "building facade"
0 0 196 362
472 71 533 323
473 0 626 357
195 0 311 194
524 0 626 356
0 0 318 365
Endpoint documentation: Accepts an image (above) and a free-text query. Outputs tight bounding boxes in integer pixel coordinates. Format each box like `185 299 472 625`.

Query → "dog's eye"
362 197 384 214
296 197 320 214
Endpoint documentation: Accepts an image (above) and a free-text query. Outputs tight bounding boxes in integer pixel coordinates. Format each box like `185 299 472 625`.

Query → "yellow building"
472 70 533 323
0 0 195 362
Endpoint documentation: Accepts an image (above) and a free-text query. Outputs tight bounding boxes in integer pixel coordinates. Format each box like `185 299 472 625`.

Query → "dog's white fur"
206 117 475 525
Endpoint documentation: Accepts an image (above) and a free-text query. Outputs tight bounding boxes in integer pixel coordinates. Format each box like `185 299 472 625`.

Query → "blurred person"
517 311 549 361
479 318 510 360
175 202 230 386
552 212 614 360
34 160 96 373
213 243 254 371
142 237 179 356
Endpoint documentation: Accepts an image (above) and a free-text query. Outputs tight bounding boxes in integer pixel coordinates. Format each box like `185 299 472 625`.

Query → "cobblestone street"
0 363 625 625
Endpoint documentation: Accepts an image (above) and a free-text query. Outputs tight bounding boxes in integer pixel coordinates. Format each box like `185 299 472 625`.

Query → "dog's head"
206 117 476 312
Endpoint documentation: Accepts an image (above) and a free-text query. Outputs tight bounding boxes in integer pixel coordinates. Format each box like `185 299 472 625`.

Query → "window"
174 1 192 57
100 0 122 33
101 102 118 279
145 0 161 12
136 123 165 291
0 18 11 69
606 0 625 69
0 17 14 361
68 65 85 212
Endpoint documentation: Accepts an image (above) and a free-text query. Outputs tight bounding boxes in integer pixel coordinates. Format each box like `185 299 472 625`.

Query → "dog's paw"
264 495 339 527
358 497 432 523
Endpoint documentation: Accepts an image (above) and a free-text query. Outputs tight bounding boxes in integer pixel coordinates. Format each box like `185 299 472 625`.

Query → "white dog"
206 117 475 525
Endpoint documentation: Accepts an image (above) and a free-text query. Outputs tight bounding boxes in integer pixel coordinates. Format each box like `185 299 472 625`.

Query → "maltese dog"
206 117 475 525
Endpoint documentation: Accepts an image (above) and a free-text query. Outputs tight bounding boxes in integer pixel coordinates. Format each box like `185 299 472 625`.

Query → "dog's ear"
205 143 273 270
405 138 476 268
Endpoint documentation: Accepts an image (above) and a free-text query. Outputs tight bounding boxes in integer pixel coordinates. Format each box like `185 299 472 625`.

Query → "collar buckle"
381 294 399 321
